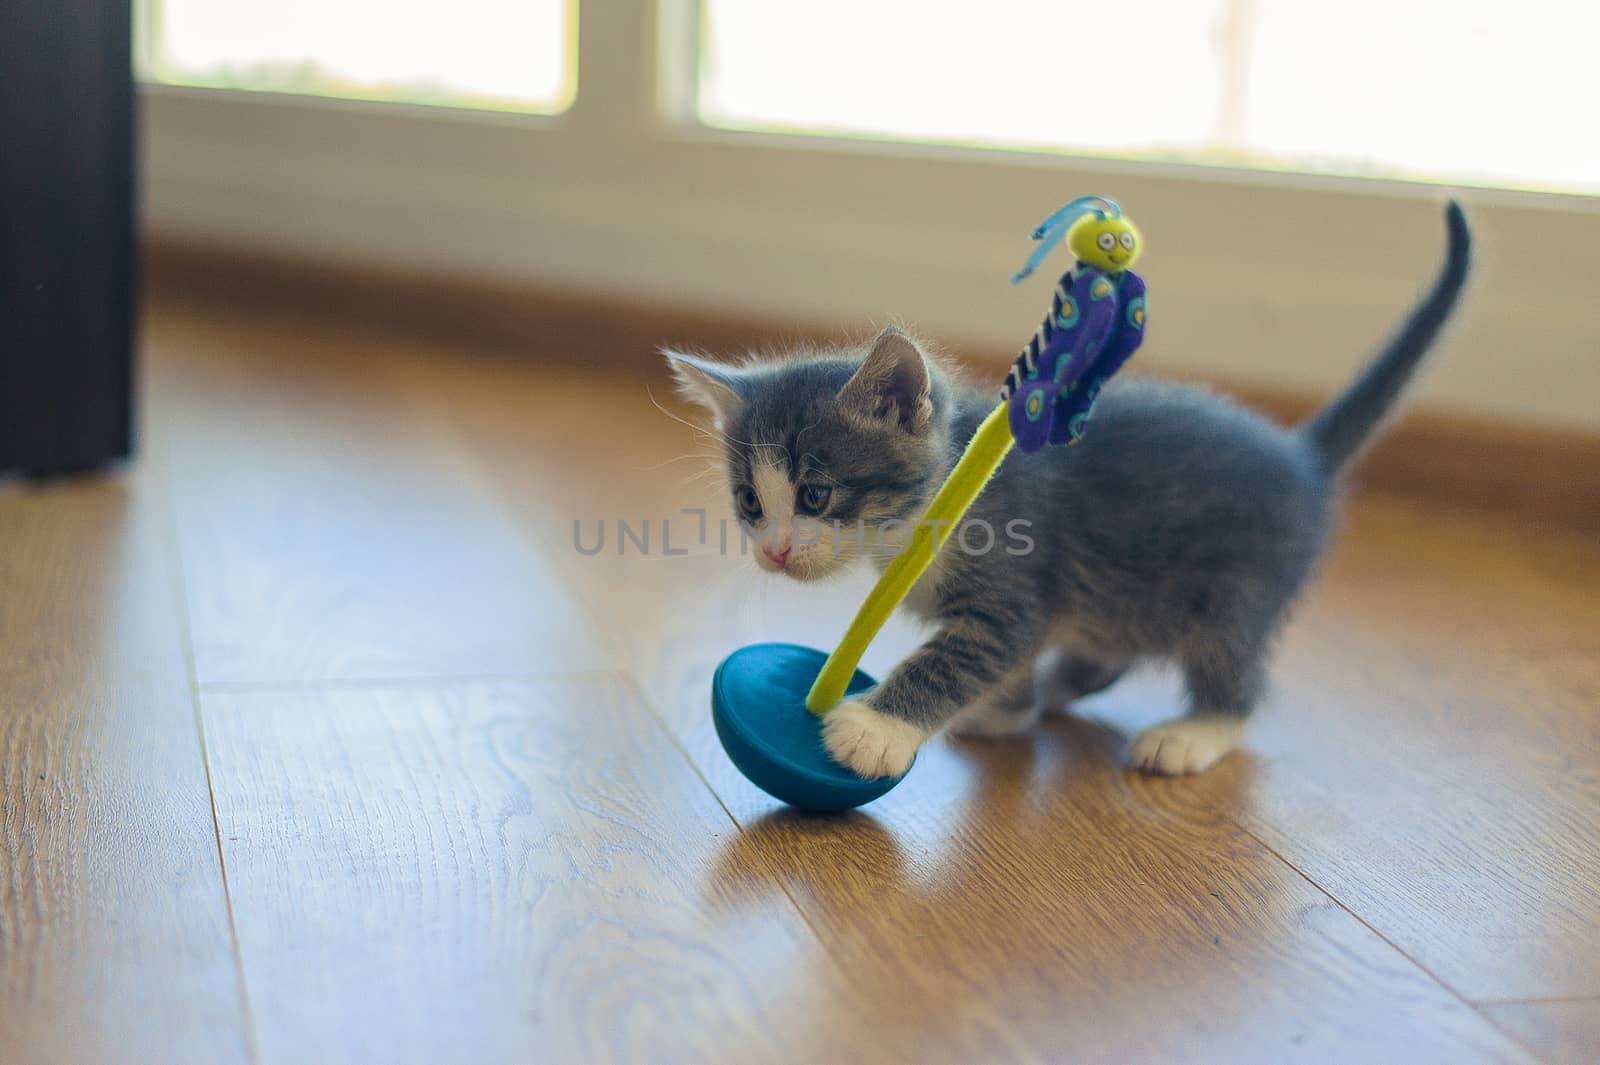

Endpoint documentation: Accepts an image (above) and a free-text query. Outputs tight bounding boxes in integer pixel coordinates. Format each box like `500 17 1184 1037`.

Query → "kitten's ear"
663 349 744 428
838 327 933 433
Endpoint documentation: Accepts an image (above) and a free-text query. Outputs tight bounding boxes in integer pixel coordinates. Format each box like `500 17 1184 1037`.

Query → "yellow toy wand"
807 195 1148 713
805 403 1015 710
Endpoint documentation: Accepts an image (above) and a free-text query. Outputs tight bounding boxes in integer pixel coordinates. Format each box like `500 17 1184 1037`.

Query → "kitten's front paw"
822 700 923 779
1128 716 1245 775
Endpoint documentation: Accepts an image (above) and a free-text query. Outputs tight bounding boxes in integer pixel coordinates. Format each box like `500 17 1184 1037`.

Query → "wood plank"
146 304 605 685
1481 1000 1600 1065
199 674 899 1065
1075 501 1600 1003
0 470 249 1064
1235 502 1600 997
411 349 1532 1062
710 734 1531 1062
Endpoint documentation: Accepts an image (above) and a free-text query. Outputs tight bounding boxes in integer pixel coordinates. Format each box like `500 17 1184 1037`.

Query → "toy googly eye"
1096 232 1116 252
1119 232 1136 250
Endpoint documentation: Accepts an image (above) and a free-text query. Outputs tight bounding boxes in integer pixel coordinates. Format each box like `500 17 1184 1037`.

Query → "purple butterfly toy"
1002 195 1148 453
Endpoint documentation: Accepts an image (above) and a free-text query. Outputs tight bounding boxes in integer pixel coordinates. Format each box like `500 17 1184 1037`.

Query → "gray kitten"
667 202 1471 780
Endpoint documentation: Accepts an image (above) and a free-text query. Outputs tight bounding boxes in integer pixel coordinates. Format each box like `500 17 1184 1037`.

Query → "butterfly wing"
1006 269 1120 453
1049 272 1147 445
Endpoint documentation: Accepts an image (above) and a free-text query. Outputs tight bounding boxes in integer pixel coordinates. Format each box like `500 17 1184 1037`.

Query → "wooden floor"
3 298 1598 1065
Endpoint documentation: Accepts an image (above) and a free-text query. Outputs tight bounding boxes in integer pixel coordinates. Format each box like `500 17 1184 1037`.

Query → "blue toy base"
711 642 904 812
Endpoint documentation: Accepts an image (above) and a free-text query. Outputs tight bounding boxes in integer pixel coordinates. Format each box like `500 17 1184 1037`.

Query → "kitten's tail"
1303 201 1472 472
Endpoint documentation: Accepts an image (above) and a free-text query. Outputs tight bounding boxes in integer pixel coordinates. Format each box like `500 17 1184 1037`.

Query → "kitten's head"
666 327 954 581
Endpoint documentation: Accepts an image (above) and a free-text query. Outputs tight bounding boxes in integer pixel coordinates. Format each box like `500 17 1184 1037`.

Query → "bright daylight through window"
142 0 574 112
699 0 1599 196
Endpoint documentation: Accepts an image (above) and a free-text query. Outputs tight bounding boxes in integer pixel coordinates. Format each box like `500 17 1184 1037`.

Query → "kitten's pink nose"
763 543 791 566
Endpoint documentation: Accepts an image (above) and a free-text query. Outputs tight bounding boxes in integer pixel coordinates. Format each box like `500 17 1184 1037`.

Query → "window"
698 0 1600 196
141 0 575 113
137 0 1600 433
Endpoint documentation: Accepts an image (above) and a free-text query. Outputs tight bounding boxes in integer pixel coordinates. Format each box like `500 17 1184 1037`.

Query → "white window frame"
141 0 1600 430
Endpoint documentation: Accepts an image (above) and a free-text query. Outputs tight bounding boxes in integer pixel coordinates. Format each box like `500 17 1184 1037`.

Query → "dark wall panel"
0 0 136 477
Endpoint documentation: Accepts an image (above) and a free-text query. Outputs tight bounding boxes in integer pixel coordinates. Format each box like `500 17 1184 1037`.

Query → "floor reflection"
702 710 1299 1061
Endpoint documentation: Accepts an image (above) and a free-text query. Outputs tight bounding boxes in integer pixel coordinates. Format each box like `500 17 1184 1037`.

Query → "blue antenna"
1010 195 1123 284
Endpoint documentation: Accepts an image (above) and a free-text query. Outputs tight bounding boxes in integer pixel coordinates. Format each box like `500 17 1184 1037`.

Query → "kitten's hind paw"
1128 716 1244 775
822 700 924 779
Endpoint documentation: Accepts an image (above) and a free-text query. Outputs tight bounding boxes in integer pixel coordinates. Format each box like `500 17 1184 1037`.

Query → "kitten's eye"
796 484 832 516
735 485 762 520
1096 232 1117 252
1119 232 1136 250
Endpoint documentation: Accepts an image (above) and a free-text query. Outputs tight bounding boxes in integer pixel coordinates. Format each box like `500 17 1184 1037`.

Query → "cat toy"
711 196 1148 811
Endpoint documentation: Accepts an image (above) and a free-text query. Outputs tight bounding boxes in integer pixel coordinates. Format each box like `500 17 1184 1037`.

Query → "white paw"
822 700 924 779
1128 716 1245 776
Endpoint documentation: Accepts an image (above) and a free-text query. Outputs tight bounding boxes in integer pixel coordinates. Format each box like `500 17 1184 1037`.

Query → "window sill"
140 83 1600 431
